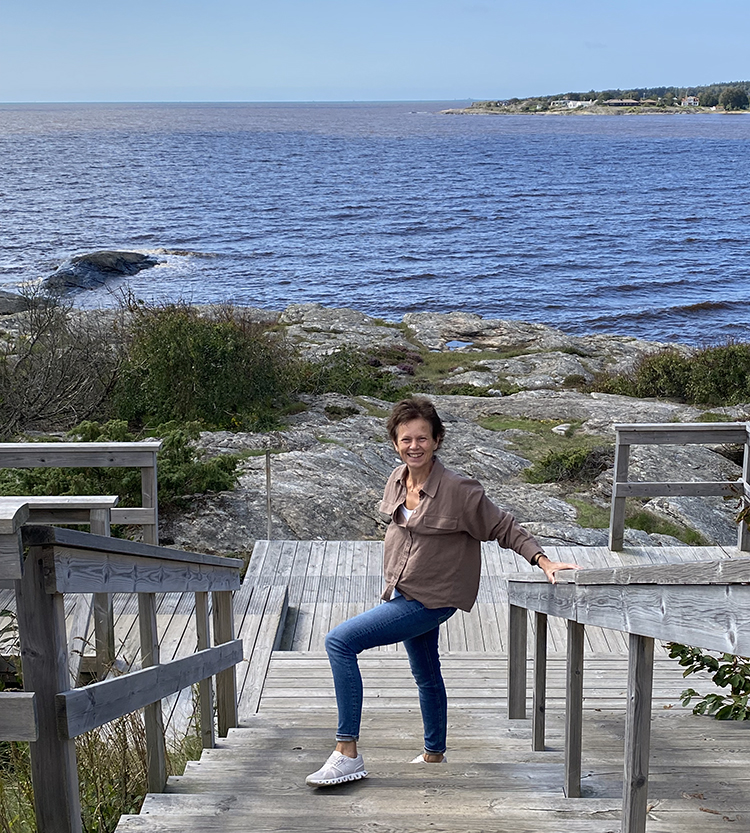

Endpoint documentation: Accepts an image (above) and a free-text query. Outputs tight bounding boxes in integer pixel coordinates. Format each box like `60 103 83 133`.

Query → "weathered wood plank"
507 604 527 719
614 423 748 445
238 585 288 722
0 691 38 741
622 633 654 833
0 498 30 535
195 591 215 749
16 546 83 833
44 546 241 595
564 620 584 798
58 641 242 738
532 612 547 752
575 558 750 586
609 438 630 550
614 480 741 498
213 590 238 737
0 441 162 468
22 526 242 570
0 530 23 581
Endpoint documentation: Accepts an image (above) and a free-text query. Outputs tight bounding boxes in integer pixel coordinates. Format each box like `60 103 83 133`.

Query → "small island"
445 81 750 115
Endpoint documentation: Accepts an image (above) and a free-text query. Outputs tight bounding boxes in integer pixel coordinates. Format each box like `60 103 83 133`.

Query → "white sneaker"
306 751 368 786
411 753 448 763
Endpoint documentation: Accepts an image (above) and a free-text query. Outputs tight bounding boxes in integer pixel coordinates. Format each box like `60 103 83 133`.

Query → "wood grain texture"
564 620 584 799
58 641 242 738
614 423 748 445
22 526 242 570
622 633 654 833
44 546 241 594
16 546 83 833
0 691 38 741
0 530 23 580
0 441 162 468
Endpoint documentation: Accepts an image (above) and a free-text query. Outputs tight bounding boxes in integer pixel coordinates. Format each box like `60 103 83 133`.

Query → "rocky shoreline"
137 303 749 558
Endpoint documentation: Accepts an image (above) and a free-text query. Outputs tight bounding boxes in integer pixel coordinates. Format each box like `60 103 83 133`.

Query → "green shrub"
0 420 241 515
667 643 750 720
593 342 750 406
296 348 400 399
526 445 613 484
113 303 294 430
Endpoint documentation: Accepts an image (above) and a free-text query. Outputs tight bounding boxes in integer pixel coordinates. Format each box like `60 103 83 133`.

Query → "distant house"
681 96 700 107
551 99 595 109
602 99 641 106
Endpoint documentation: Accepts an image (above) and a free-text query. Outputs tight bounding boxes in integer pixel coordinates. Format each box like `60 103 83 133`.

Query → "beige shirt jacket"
379 457 543 612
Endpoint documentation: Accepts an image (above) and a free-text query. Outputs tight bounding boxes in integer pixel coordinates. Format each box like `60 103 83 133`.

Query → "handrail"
5 523 243 833
609 421 750 550
506 561 750 833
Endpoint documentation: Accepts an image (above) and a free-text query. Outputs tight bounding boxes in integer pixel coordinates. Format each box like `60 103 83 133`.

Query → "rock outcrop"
44 251 160 292
161 392 748 556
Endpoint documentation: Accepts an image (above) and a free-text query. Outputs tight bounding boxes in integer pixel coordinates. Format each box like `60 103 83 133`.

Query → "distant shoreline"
443 104 749 116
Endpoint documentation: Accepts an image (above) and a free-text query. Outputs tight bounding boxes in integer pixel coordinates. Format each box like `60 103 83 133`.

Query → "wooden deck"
110 539 750 832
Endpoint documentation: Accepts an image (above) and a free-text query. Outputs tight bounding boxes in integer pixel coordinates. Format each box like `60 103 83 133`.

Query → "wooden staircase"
115 653 749 833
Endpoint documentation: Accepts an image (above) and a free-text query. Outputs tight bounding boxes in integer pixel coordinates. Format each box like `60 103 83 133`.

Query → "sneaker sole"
306 769 368 787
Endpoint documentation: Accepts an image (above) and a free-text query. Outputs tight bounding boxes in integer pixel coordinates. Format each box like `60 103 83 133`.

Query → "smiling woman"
305 396 579 788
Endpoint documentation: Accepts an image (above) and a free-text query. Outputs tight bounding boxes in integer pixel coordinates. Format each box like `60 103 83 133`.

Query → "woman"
306 397 578 787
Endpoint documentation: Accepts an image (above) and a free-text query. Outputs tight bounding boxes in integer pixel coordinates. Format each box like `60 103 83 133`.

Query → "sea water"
0 101 748 344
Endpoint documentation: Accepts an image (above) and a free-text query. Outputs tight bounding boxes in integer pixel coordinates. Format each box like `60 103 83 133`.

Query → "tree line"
486 81 750 111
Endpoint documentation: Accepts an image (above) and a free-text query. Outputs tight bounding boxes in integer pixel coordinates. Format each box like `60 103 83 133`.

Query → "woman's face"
392 417 440 476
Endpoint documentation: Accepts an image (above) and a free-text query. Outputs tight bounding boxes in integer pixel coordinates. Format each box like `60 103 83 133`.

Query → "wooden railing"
0 502 243 833
506 559 750 833
609 422 750 550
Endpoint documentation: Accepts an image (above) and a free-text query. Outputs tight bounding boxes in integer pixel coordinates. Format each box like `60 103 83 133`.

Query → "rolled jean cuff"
424 746 446 755
336 734 359 743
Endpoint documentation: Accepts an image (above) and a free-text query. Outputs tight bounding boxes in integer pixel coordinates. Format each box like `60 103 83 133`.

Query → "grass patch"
324 404 358 420
566 497 610 528
626 508 708 545
355 398 390 418
479 416 608 467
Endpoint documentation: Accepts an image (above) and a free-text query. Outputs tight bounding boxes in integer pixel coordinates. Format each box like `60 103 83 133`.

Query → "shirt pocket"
420 513 459 532
379 499 399 521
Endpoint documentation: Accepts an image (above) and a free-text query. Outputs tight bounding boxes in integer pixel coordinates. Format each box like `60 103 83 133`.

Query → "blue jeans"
324 591 457 754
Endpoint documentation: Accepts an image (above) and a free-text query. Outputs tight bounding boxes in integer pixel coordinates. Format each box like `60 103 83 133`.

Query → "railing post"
16 545 82 833
623 633 655 833
213 589 238 736
507 603 528 719
532 611 548 751
90 508 115 679
609 431 630 551
195 591 216 749
265 449 272 541
564 620 585 798
139 592 167 792
739 425 750 552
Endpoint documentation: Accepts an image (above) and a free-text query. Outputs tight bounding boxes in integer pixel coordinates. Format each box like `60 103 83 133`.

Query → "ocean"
0 101 748 345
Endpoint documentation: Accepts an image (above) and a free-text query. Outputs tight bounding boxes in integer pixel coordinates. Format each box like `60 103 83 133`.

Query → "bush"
112 303 294 430
0 291 119 438
296 347 400 399
667 643 750 720
0 420 241 515
593 342 750 406
526 445 614 484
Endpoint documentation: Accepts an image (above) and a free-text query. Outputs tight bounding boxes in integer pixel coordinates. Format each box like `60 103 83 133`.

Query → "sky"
1 0 748 102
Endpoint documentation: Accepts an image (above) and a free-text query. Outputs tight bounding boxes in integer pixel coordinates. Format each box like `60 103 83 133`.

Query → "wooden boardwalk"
111 539 750 832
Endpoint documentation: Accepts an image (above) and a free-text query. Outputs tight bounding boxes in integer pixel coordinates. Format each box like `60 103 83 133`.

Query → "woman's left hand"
536 554 580 584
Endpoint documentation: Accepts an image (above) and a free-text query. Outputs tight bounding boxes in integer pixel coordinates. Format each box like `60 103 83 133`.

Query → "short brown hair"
386 397 445 447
